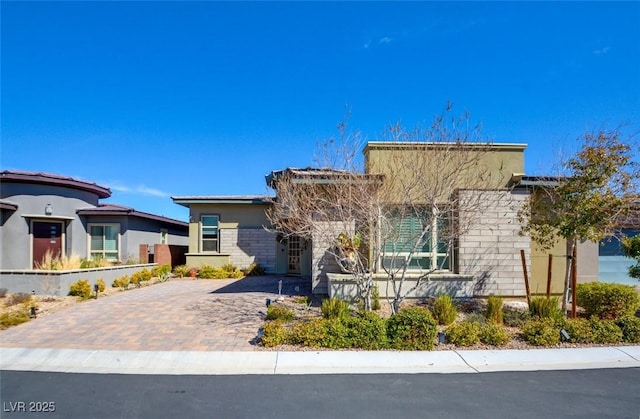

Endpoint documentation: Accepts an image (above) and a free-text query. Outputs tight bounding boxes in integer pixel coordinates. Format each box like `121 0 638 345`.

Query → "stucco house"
172 141 635 297
0 170 188 270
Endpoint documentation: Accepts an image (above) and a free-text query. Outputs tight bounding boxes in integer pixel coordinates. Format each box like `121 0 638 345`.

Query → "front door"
287 236 301 275
32 221 63 268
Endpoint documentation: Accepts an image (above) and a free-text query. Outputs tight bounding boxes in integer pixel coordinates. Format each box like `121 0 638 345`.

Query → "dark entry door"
33 221 63 268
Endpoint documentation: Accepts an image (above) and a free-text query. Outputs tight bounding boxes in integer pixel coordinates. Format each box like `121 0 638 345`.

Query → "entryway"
32 221 63 268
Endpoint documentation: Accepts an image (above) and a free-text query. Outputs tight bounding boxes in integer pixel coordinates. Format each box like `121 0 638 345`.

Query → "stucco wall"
457 189 530 297
0 183 100 269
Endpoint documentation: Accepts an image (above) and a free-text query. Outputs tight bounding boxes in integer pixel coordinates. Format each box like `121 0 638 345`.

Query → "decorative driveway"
0 277 310 351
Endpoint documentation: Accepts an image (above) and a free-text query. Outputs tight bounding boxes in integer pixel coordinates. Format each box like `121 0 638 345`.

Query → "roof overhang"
1 170 111 198
171 196 273 208
21 214 75 221
364 141 528 154
77 206 187 227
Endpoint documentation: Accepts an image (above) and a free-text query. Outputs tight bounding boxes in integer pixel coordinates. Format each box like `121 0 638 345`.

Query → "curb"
1 346 639 375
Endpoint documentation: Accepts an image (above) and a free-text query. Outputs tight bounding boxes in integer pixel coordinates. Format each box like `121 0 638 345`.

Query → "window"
201 215 219 252
160 229 168 245
89 224 119 261
381 208 451 272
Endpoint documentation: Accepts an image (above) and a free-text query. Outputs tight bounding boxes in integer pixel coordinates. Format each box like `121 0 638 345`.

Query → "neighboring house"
0 170 188 270
172 141 634 296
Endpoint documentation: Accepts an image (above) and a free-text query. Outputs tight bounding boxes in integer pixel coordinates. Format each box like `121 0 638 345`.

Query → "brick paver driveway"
0 276 309 351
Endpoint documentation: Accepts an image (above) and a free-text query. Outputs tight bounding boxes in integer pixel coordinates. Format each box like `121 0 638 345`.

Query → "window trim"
200 214 220 253
87 223 121 261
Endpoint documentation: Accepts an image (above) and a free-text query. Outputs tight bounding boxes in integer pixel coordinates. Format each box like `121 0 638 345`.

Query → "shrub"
293 295 310 305
242 263 266 276
321 298 350 320
289 319 330 347
521 319 560 346
616 315 640 343
261 321 289 347
503 307 530 327
343 311 387 350
0 306 31 329
576 282 640 320
220 263 244 278
371 284 381 311
198 265 227 279
479 323 510 346
265 304 295 322
560 318 593 343
131 269 152 285
446 321 480 346
465 313 487 325
80 257 110 269
112 275 130 289
68 279 92 299
151 264 171 278
589 317 623 344
529 296 563 321
485 295 503 325
173 265 190 278
386 307 437 350
95 278 106 293
431 294 458 326
0 288 8 298
6 293 31 306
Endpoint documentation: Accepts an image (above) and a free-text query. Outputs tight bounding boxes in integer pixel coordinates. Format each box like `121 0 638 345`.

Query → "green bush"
112 275 130 289
242 263 266 276
529 296 563 321
131 269 152 285
151 264 171 278
321 298 350 320
589 317 623 344
485 295 503 325
343 311 387 350
616 315 640 343
265 304 295 322
172 265 190 278
560 318 593 343
446 321 480 346
95 278 105 293
479 323 510 346
261 321 289 347
289 319 330 347
431 295 458 326
521 319 560 346
576 282 639 320
68 279 92 299
198 265 241 279
386 307 437 350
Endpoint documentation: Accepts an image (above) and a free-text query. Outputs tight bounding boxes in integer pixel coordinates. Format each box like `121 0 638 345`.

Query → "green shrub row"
68 279 92 299
521 315 640 346
431 295 458 326
576 282 639 320
197 264 244 279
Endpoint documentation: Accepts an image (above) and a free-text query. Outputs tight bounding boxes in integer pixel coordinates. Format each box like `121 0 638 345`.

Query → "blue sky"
2 1 639 222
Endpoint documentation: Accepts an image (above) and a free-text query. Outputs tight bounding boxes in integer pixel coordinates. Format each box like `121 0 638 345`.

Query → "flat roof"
171 195 273 207
364 141 527 153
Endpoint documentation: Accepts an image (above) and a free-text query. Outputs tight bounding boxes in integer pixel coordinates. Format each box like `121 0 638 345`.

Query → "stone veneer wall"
219 228 277 273
457 189 531 297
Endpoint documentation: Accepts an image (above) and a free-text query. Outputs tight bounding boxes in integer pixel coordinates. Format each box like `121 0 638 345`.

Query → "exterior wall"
457 189 530 297
220 228 277 272
0 264 155 295
153 244 188 267
185 203 277 272
530 237 567 295
311 222 344 294
576 239 598 284
0 182 99 269
364 143 526 192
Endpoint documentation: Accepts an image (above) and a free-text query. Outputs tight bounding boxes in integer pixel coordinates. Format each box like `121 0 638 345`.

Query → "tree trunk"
562 239 576 315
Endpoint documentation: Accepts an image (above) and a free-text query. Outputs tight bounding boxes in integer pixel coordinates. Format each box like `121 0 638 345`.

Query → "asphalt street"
2 368 639 419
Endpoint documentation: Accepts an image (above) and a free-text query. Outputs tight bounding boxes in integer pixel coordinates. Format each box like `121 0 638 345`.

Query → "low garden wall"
327 273 475 301
0 264 157 296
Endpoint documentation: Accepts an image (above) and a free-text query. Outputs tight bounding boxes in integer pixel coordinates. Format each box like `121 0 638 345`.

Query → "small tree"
519 130 639 313
267 104 508 313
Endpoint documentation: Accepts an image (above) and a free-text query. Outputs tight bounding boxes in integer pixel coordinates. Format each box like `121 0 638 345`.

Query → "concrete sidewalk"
2 346 639 375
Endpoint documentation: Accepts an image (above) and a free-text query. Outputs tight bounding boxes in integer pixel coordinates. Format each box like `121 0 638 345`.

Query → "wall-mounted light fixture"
45 203 53 216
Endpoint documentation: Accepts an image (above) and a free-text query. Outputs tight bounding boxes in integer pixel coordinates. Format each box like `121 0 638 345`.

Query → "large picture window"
381 208 451 272
201 215 219 252
89 224 120 261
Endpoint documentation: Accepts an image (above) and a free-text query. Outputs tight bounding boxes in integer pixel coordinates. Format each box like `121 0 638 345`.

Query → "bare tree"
267 105 508 313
